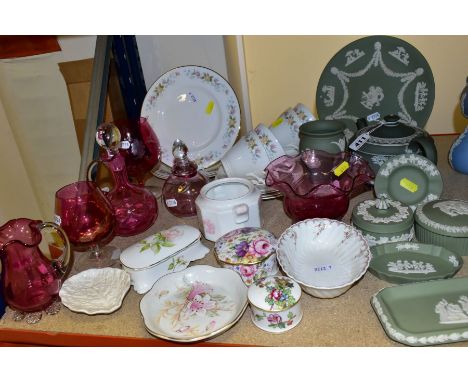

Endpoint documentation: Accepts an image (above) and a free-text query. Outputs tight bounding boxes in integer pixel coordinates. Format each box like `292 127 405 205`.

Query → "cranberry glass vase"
162 139 208 217
265 149 374 222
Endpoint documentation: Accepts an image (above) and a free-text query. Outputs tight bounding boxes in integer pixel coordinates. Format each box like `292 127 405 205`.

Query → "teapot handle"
409 135 438 165
38 222 72 280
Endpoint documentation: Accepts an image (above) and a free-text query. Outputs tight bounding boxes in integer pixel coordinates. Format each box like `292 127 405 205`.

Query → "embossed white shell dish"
59 268 131 315
120 225 209 294
277 218 371 298
140 265 248 342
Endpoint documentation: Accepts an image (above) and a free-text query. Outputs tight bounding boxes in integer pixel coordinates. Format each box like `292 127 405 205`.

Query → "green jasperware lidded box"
352 197 414 247
414 199 468 256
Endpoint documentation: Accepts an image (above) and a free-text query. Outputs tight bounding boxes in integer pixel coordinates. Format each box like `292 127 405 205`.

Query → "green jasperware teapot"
351 115 437 172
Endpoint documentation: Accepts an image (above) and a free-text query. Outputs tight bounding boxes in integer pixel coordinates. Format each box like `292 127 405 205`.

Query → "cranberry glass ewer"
265 150 374 222
0 218 71 322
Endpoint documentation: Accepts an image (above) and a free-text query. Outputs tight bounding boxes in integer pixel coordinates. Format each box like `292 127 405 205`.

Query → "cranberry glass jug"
0 218 71 322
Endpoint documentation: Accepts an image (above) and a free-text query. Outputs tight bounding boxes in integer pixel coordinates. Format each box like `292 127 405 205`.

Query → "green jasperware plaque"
374 154 443 210
316 35 435 130
371 277 468 346
370 242 463 284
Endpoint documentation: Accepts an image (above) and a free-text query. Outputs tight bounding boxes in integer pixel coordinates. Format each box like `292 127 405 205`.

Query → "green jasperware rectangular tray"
371 277 468 346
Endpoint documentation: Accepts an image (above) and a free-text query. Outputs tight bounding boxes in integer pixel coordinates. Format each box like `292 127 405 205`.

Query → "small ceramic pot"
352 197 414 247
299 120 347 154
120 225 209 294
196 178 261 241
248 276 302 333
214 227 278 285
414 199 468 256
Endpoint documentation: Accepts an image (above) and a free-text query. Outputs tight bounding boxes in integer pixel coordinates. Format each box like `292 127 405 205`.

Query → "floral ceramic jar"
352 198 414 247
248 276 303 333
214 227 278 285
414 199 468 256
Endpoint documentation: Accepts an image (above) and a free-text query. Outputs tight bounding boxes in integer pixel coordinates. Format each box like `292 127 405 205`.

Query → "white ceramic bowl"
254 123 285 161
268 107 303 156
221 130 270 178
59 268 131 314
277 219 371 298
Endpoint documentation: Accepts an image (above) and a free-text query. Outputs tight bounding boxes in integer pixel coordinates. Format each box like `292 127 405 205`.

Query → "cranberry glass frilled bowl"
265 150 374 222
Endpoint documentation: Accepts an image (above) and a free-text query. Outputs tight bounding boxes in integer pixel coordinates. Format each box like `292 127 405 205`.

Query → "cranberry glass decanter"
162 139 208 217
96 123 158 236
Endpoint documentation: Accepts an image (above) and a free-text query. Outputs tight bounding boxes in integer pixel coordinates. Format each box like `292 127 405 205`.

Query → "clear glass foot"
24 311 43 324
45 299 61 315
12 310 25 321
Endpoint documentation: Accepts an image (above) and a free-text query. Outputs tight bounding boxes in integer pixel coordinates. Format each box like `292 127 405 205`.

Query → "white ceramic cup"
195 178 261 241
268 107 303 156
293 103 316 124
254 123 285 161
221 129 270 178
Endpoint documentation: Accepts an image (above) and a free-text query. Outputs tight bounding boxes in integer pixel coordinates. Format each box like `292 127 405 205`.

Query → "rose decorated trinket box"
214 227 279 285
120 225 209 294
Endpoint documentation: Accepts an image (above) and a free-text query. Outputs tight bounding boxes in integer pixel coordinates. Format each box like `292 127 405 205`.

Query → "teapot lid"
415 199 468 237
352 197 413 234
214 227 277 265
248 276 301 312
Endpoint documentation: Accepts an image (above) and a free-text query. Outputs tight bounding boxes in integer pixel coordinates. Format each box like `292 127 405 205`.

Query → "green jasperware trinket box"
352 198 414 247
414 199 468 256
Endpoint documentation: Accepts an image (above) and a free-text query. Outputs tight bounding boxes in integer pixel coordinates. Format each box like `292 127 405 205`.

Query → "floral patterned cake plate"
139 265 248 343
316 35 435 130
374 154 443 210
369 242 463 284
371 277 468 346
141 65 241 169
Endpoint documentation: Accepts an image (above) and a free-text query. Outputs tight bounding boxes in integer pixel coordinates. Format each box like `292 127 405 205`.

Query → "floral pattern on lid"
215 227 277 265
248 276 301 312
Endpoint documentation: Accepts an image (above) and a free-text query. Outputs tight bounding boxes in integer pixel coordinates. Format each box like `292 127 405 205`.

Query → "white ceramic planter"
119 225 209 294
196 178 261 241
248 276 303 333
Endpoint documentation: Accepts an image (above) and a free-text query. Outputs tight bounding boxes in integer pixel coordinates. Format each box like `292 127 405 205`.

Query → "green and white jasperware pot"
352 198 414 247
414 199 468 256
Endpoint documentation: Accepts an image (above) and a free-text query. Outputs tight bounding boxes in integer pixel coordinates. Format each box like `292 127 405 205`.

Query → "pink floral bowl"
214 227 279 285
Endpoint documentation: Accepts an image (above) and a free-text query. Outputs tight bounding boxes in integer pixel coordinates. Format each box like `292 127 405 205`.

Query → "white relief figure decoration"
322 41 427 128
345 49 365 66
370 155 388 166
322 85 335 107
331 137 346 151
435 296 468 324
433 200 468 217
414 82 428 111
361 86 384 110
388 46 410 66
387 260 436 274
448 255 459 267
396 243 420 251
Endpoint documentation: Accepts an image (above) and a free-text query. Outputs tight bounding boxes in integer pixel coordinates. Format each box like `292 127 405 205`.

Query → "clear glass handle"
38 222 72 279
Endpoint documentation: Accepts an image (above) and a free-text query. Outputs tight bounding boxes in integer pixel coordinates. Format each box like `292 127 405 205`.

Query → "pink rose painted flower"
187 282 212 301
252 238 271 255
239 265 256 278
161 228 183 241
267 313 282 325
203 219 215 235
269 288 282 301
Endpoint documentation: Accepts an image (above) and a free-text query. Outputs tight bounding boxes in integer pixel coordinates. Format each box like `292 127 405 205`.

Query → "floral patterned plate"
374 154 443 210
370 242 463 284
141 65 240 169
139 265 248 342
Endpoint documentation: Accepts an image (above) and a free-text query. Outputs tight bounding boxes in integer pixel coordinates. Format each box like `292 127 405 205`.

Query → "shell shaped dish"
277 218 371 298
59 268 131 315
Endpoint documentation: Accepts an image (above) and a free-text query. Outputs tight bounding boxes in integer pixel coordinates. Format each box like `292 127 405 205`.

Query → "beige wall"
243 35 468 134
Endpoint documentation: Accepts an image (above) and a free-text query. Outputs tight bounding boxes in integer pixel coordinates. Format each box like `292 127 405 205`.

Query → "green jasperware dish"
414 199 468 256
352 198 414 247
371 277 468 346
374 154 443 210
369 242 463 284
